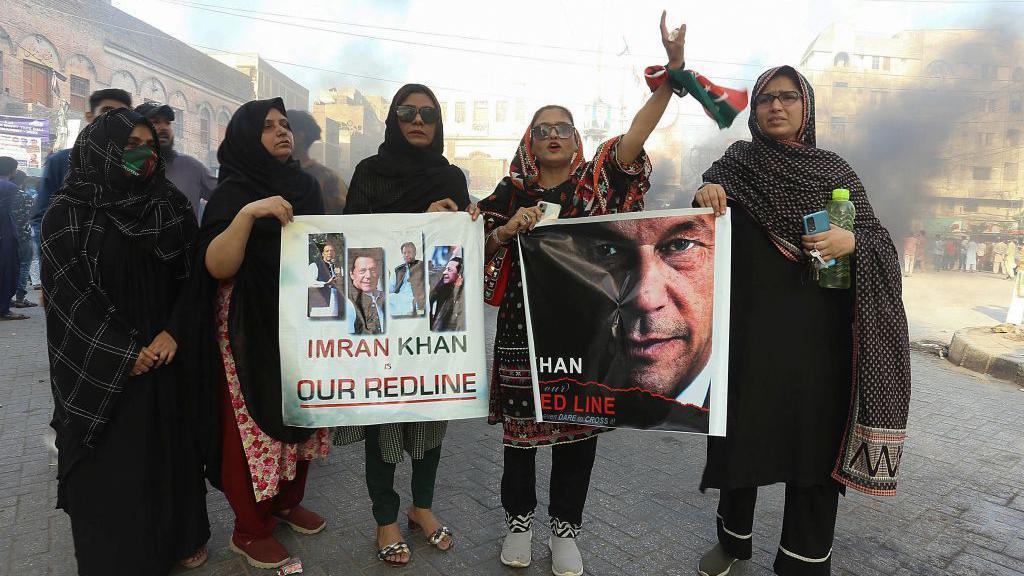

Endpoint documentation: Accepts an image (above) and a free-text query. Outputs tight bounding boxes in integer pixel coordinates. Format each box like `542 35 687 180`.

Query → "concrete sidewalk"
948 327 1024 386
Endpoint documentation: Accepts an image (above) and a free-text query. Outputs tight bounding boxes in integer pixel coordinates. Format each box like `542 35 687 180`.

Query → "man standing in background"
976 240 988 273
0 157 27 320
288 110 348 214
10 171 37 308
136 102 216 220
994 239 1007 275
902 232 917 277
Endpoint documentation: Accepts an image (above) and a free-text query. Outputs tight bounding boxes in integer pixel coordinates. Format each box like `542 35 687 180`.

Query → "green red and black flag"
645 66 749 129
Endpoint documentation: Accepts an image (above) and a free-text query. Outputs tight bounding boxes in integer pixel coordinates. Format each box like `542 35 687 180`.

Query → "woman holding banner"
336 83 470 567
693 66 910 576
198 98 331 570
477 12 688 576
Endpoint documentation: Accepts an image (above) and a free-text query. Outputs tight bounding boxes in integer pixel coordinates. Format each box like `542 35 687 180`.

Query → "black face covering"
344 84 469 215
195 98 324 445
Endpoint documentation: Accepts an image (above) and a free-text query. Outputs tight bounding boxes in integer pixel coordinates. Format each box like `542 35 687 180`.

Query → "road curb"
948 327 1024 385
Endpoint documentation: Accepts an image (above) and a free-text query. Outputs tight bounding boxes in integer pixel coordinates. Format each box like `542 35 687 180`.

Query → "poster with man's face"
518 208 730 435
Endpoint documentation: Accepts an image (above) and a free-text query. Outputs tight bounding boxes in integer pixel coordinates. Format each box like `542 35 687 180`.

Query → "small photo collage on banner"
428 245 465 333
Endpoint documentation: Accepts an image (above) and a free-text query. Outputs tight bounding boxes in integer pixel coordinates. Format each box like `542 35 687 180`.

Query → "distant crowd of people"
902 231 1023 279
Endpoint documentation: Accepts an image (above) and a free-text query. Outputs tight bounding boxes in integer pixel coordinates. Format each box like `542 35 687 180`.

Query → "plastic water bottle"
819 188 855 289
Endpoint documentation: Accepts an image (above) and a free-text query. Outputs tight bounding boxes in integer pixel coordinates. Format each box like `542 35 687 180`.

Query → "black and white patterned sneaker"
501 511 534 568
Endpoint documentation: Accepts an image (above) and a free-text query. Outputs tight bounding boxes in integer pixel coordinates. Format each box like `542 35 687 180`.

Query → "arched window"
927 60 953 78
18 34 62 107
0 26 13 93
217 108 230 142
139 77 167 105
67 55 96 113
198 105 212 152
110 70 137 95
833 52 850 68
169 91 187 148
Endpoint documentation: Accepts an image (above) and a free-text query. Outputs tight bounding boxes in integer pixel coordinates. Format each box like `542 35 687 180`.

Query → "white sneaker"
500 529 533 568
548 535 583 576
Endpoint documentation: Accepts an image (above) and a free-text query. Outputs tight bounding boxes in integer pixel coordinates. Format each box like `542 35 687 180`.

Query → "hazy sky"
112 0 1019 137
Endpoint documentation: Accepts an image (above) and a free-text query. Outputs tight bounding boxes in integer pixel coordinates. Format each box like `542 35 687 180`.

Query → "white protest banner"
278 213 487 426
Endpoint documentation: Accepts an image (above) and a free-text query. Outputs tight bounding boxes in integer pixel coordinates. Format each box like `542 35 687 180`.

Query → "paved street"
2 300 1024 576
901 270 1017 344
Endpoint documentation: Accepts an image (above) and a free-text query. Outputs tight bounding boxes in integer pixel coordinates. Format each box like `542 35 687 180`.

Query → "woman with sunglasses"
477 12 685 576
337 83 469 567
693 66 909 576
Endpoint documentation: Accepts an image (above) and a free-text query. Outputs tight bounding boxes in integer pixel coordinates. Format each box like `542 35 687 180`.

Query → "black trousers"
501 437 598 537
716 484 840 576
364 425 441 526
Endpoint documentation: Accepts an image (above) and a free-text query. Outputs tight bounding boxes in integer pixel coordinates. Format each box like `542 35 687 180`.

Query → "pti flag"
278 213 488 427
518 209 731 435
644 67 749 129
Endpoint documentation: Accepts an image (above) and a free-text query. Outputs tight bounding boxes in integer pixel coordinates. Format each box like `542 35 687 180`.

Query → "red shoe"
273 505 326 534
229 532 289 569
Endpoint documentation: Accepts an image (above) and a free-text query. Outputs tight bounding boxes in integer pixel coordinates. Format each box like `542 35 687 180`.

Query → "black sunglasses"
530 121 574 141
754 90 801 107
395 105 439 124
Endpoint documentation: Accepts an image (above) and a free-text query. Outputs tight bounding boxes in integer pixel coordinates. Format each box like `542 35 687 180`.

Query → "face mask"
122 145 158 181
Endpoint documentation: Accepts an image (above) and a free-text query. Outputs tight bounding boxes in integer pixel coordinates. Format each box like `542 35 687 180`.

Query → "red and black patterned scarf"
492 123 587 215
703 66 911 496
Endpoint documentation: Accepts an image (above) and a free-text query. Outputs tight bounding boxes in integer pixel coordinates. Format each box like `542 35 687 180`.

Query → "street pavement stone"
2 304 1024 575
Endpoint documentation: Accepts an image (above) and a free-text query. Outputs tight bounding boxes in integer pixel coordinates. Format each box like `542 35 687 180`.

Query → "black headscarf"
195 98 323 448
344 84 468 214
702 66 911 496
42 108 196 455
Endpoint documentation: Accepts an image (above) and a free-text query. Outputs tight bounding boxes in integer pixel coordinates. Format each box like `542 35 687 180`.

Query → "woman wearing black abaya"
335 83 469 567
198 98 331 570
693 66 911 576
41 108 209 575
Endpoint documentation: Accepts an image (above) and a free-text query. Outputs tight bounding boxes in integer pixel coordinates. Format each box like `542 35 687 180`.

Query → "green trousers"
364 425 442 526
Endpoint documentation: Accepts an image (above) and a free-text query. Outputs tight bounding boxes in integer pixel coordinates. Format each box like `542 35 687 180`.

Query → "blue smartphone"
803 211 836 267
803 210 830 235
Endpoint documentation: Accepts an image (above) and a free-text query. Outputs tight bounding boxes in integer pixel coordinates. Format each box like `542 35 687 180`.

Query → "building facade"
309 87 387 184
207 52 308 113
1 0 256 170
801 24 1024 232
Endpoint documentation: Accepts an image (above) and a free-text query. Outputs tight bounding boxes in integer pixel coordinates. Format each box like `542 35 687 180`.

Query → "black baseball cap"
135 102 175 121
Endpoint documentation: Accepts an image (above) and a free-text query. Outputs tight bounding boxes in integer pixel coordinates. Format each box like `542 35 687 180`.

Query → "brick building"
310 87 387 183
0 0 254 170
801 24 1024 231
206 52 309 112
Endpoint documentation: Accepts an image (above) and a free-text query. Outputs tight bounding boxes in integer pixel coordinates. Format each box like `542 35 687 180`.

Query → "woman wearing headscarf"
693 66 911 576
335 83 469 567
198 98 331 570
41 108 209 574
477 13 684 576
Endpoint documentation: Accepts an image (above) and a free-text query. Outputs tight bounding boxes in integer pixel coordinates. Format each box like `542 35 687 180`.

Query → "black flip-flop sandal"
0 312 29 320
377 541 410 567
